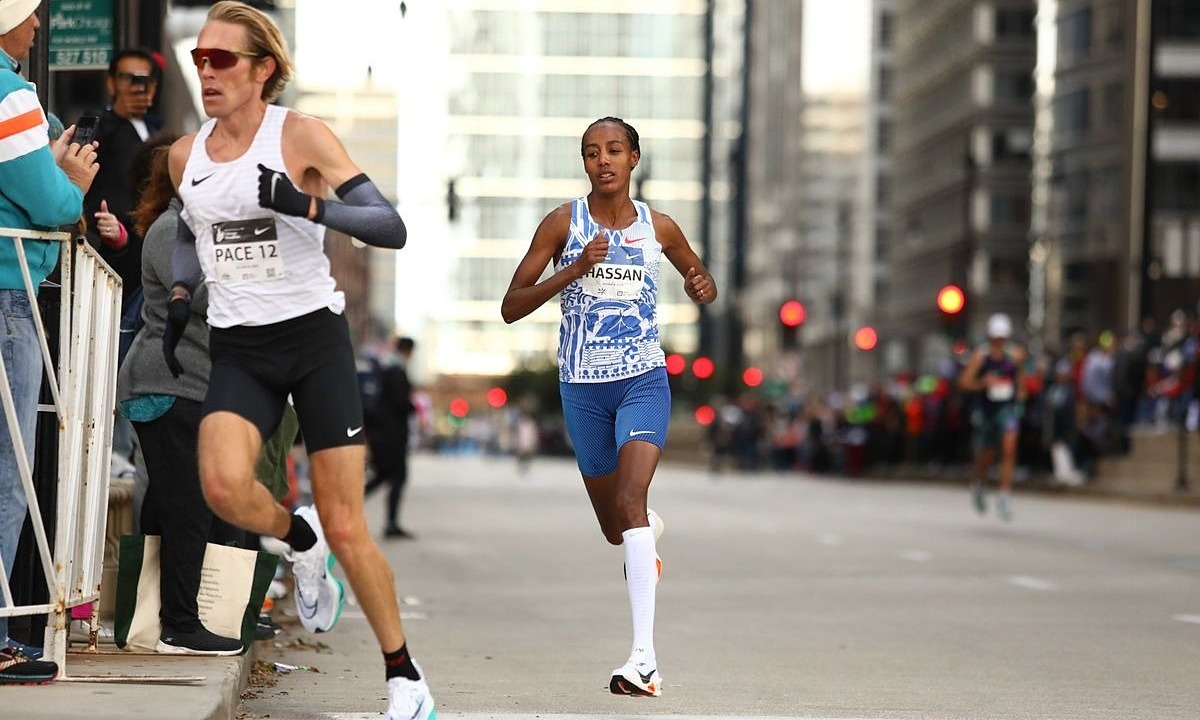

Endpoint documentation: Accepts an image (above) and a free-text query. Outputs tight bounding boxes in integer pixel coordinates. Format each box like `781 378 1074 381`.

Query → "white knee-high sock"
622 526 657 668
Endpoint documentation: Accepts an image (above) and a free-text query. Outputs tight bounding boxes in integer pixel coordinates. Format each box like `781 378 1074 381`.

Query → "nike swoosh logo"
625 236 647 244
639 669 656 684
298 593 318 619
629 430 656 437
270 171 280 202
346 426 363 437
254 226 270 235
191 173 215 186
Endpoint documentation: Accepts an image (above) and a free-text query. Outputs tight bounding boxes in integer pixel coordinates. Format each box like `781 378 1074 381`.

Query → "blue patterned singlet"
556 197 666 383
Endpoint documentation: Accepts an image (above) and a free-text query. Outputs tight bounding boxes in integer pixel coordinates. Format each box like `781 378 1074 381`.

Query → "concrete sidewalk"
5 645 253 720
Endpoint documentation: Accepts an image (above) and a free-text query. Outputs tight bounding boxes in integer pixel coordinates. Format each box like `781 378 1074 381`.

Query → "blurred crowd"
705 311 1200 482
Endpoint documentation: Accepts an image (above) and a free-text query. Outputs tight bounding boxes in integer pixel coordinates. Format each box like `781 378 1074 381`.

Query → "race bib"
578 262 645 300
212 218 285 284
987 379 1015 402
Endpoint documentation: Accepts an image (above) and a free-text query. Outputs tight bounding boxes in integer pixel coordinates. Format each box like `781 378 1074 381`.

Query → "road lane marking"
1006 575 1056 591
1173 614 1200 625
898 549 932 562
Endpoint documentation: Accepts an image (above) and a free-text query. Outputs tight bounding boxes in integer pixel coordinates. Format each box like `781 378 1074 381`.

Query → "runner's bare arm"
654 210 716 304
501 205 603 324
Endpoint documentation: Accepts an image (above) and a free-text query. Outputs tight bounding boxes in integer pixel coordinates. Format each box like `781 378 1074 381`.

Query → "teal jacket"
0 53 84 291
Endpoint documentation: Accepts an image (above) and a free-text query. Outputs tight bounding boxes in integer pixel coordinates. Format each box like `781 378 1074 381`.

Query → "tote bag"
114 534 279 652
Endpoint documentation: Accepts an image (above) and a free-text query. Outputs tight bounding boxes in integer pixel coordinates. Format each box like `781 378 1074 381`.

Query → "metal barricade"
0 230 121 675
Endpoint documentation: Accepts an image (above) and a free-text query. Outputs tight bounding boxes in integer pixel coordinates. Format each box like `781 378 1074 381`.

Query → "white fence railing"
0 230 121 675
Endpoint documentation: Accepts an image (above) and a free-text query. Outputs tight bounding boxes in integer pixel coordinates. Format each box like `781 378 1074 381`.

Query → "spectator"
364 336 417 539
83 48 165 476
0 0 98 683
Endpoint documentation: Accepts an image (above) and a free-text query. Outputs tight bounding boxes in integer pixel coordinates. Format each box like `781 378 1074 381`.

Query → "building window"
992 128 1032 160
994 8 1035 38
990 195 1031 229
1157 0 1200 39
876 119 892 154
877 66 892 102
1103 81 1125 127
1153 162 1200 213
1059 7 1092 61
878 10 894 50
1053 88 1091 140
994 70 1034 101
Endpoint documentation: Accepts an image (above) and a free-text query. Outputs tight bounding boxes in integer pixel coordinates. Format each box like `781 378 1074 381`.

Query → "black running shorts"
203 308 365 453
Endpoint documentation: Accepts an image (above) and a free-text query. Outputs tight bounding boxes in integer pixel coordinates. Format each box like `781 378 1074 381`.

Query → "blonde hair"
207 0 294 103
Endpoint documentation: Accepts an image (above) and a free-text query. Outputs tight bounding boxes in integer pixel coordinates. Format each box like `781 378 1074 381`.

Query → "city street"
240 453 1200 720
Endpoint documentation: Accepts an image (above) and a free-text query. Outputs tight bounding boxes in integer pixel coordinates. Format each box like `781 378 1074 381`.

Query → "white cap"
986 313 1012 339
0 0 39 36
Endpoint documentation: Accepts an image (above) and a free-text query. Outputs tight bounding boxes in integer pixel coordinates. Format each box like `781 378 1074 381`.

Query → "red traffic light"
936 285 965 315
449 397 469 418
665 353 686 376
854 326 878 351
742 366 763 387
486 387 508 408
692 356 715 380
694 404 716 426
779 300 807 328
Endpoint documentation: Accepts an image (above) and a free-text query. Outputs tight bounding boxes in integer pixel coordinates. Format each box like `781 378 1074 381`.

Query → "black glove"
257 163 318 218
162 294 190 378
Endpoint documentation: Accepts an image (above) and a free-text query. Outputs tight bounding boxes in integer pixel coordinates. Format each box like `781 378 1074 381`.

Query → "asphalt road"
238 453 1200 720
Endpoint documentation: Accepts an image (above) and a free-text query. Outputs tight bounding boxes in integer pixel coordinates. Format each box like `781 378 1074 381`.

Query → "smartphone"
73 115 99 146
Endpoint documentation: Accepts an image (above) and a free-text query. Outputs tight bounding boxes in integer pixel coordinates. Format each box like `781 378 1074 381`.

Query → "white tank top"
555 196 665 383
178 104 344 328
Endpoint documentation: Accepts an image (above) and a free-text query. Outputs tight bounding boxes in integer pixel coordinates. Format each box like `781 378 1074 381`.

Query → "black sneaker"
384 525 415 540
0 646 58 684
255 614 282 640
156 626 243 656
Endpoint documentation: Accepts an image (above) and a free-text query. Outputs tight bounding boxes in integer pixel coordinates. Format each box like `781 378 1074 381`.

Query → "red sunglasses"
190 47 261 70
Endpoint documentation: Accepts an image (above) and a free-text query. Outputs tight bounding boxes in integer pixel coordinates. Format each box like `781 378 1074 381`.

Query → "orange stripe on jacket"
0 108 44 141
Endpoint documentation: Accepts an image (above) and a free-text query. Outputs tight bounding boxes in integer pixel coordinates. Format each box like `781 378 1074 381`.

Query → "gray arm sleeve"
317 174 407 249
170 219 202 292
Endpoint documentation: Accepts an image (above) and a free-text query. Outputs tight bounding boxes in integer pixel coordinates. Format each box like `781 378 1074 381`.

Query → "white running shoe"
285 505 345 633
609 659 662 697
386 661 437 720
647 509 664 541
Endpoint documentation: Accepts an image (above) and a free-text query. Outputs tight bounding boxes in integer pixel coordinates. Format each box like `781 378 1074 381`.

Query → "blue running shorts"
560 367 671 477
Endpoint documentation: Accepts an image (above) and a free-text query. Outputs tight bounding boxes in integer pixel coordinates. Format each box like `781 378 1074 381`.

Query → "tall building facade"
397 2 713 379
887 0 1036 374
740 1 805 386
863 0 898 381
1033 0 1200 345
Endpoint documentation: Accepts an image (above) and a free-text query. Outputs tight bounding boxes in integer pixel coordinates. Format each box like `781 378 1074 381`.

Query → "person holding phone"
501 116 717 697
0 0 99 684
83 47 165 478
164 3 433 718
84 47 163 260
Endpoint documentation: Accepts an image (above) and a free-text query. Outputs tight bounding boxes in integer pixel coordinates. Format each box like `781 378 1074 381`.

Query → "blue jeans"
0 289 44 644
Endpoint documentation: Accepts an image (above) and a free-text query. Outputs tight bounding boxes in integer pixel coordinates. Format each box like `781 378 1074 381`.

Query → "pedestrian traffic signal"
936 285 965 315
936 285 967 340
779 300 806 327
779 300 806 348
854 326 878 351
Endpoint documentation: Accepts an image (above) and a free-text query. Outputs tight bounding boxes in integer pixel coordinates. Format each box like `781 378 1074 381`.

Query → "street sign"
49 0 113 70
